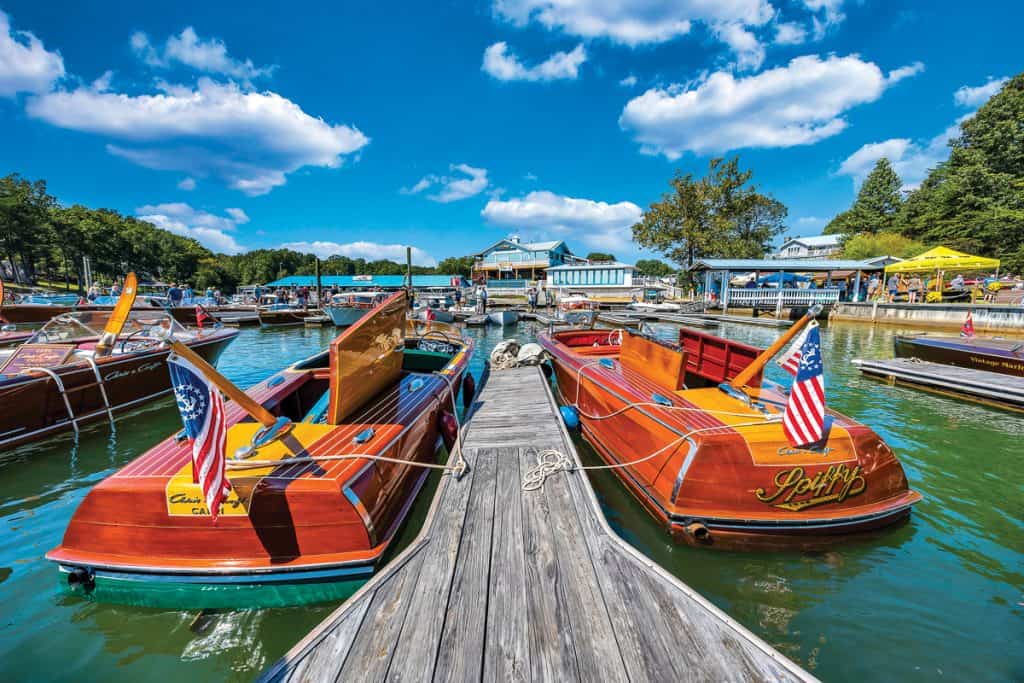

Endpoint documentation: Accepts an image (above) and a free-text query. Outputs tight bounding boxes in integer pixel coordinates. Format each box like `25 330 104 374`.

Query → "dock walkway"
854 357 1024 411
259 366 813 682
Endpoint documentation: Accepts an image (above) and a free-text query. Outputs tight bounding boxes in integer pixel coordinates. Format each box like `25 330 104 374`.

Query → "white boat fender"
490 340 521 370
515 343 546 366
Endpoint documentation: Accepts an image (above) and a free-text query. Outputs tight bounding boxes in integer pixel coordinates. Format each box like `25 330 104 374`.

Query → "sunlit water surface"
0 320 1020 681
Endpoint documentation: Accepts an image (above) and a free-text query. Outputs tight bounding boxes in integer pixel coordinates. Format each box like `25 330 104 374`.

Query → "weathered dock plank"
259 366 815 683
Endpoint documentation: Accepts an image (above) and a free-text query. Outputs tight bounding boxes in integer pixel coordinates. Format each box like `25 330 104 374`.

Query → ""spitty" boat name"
755 464 866 511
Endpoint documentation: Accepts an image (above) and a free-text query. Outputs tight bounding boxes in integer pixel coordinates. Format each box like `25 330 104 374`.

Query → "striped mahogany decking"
259 366 815 682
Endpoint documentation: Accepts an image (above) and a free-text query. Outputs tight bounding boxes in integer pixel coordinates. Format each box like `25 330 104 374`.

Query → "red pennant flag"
960 312 975 338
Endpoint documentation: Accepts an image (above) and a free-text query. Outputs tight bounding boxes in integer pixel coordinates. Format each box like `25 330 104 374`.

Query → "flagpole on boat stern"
163 336 278 428
729 304 822 391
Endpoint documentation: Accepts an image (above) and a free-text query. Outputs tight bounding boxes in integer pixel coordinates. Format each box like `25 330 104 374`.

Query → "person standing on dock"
886 273 899 303
479 285 488 313
907 275 922 304
527 287 537 313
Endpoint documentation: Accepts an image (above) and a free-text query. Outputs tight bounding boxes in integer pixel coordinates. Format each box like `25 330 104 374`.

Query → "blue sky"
0 1 1019 266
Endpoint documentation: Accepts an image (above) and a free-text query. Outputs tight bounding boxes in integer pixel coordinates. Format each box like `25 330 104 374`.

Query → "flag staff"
164 336 278 429
729 304 823 391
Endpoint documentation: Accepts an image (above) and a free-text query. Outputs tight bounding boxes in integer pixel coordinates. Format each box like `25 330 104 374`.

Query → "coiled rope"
522 358 780 491
226 370 469 478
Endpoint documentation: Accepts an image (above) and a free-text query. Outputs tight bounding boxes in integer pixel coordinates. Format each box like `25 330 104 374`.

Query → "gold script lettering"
755 464 867 511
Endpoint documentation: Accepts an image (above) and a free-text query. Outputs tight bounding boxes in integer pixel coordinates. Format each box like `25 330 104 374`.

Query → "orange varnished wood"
539 329 921 550
619 332 687 392
327 290 406 424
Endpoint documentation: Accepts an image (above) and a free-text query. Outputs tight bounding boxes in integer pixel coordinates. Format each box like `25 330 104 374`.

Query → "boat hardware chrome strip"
25 366 79 435
83 355 115 426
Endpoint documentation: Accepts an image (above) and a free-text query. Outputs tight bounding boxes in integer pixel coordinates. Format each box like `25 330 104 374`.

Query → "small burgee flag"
961 311 975 338
168 353 231 521
782 325 827 448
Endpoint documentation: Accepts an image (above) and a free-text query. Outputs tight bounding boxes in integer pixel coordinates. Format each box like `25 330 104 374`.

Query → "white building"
771 234 845 260
545 261 636 299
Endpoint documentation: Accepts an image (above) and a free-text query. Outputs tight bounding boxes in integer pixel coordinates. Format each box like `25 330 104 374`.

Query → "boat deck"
854 357 1024 412
259 366 812 682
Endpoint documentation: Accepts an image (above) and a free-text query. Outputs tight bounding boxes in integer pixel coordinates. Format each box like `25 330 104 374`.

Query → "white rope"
521 356 781 491
227 370 470 478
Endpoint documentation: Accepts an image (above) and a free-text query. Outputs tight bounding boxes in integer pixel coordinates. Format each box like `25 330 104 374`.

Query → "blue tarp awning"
262 274 465 289
756 272 810 285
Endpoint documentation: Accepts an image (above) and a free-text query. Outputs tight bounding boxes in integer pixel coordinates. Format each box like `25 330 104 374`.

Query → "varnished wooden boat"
894 334 1024 377
257 303 310 327
322 291 388 326
0 311 237 451
0 328 33 347
47 292 475 608
539 327 921 550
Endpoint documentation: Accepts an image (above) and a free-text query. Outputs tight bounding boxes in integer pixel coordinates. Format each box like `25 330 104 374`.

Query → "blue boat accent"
410 377 425 392
302 391 331 423
353 427 375 444
267 375 285 388
560 405 580 430
652 392 673 406
599 358 615 369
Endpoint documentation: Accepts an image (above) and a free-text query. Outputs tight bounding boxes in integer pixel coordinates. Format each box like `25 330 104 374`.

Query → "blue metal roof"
263 274 464 288
689 258 885 272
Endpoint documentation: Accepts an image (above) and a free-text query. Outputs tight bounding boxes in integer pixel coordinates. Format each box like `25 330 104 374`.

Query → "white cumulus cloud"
280 241 437 266
403 164 490 203
131 27 274 82
136 202 249 254
491 0 772 65
177 177 197 191
954 77 1008 107
0 9 64 97
837 120 963 191
619 54 923 159
482 42 586 82
27 77 369 196
618 74 638 87
774 21 807 45
482 190 642 251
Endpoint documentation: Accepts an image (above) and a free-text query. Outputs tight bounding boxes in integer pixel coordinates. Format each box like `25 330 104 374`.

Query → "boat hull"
894 335 1024 377
323 305 370 326
488 310 519 325
540 329 920 551
1 304 78 324
47 327 474 607
258 308 309 327
0 330 237 451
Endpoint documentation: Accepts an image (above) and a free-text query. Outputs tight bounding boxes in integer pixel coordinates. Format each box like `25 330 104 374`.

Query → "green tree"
632 157 788 271
634 258 675 277
436 255 475 276
841 232 926 260
824 158 904 235
585 251 616 262
897 73 1024 271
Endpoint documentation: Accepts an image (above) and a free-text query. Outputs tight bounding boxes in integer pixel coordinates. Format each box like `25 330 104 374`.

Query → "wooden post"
775 271 784 317
406 246 412 295
722 269 731 313
853 269 863 302
315 258 322 306
167 337 277 428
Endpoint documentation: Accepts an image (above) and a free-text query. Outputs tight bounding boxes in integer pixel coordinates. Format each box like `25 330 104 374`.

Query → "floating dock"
699 312 794 327
214 311 260 326
259 366 813 682
854 357 1024 412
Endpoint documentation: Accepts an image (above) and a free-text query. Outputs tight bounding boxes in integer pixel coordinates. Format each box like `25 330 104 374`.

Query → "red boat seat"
619 332 687 392
678 328 761 385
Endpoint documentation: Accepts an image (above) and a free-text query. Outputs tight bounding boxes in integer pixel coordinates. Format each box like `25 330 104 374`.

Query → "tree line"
826 72 1023 270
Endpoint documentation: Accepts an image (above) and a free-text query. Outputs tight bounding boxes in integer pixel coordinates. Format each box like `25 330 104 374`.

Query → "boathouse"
262 274 465 290
689 258 888 313
770 234 845 259
472 236 586 284
546 261 637 298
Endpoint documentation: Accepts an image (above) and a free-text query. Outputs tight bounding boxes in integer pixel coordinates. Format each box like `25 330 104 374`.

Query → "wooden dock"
854 357 1024 411
700 312 794 327
259 365 812 682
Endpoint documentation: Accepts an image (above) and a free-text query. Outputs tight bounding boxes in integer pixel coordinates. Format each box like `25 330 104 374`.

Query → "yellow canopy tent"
884 246 1000 301
884 246 1000 274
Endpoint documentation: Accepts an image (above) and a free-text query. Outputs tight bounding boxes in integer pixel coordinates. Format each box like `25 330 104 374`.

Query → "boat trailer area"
259 366 813 682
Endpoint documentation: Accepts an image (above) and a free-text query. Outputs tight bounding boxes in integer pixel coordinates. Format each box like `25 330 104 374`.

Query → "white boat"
322 291 388 327
413 294 456 323
557 294 599 324
487 310 519 326
627 301 681 313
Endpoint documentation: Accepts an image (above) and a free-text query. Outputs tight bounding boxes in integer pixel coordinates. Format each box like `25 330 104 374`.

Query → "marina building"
771 234 845 260
472 236 586 284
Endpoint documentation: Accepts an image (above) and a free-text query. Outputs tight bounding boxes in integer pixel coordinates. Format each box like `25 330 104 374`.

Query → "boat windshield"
29 310 193 345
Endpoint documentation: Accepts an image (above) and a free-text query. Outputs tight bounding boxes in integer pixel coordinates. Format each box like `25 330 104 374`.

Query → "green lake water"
0 320 1020 681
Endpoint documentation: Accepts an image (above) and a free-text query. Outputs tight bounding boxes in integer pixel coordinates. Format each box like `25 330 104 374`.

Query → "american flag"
782 325 827 448
168 353 231 521
195 305 211 329
961 311 975 337
777 321 817 376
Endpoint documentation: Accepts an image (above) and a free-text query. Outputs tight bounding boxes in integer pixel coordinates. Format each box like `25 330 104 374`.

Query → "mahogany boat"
47 292 475 608
322 291 388 326
257 303 310 327
894 334 1024 377
539 324 921 550
0 310 237 450
0 328 33 347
